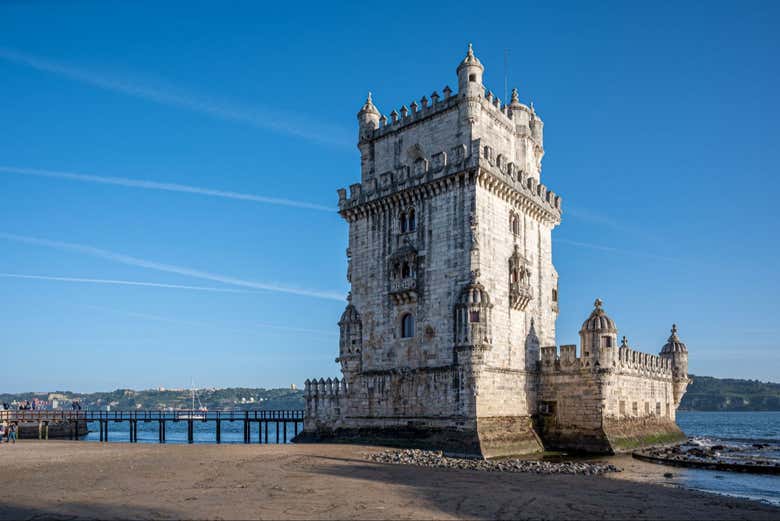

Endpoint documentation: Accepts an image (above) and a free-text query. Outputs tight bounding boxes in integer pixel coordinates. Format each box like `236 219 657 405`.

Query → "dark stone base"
476 416 544 458
538 417 686 454
603 417 686 452
293 425 483 458
293 416 543 459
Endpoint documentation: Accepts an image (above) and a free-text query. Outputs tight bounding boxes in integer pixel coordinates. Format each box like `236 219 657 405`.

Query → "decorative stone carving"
454 281 493 349
509 245 533 311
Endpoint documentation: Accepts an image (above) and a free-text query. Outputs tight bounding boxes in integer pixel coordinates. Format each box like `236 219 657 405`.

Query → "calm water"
81 418 301 444
671 411 780 506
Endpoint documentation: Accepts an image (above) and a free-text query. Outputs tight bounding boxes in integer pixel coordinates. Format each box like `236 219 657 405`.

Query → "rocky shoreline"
633 439 780 475
365 448 622 475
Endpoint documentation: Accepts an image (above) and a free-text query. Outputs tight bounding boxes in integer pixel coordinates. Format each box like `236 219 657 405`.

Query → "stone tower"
301 45 561 457
299 45 689 457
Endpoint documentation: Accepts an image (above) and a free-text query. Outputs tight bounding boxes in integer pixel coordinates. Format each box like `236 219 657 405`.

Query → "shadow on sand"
0 501 180 521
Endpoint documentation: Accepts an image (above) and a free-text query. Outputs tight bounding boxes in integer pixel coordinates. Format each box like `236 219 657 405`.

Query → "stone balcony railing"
509 282 533 311
390 277 417 304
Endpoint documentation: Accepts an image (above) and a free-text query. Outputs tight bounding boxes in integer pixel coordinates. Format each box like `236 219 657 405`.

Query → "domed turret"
579 298 618 365
660 324 689 406
660 324 688 354
456 43 485 98
357 92 381 140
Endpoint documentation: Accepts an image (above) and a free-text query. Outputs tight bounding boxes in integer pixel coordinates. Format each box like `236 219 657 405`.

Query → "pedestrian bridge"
0 409 304 443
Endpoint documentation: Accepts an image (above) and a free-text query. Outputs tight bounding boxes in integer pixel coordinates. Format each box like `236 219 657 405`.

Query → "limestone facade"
298 45 689 457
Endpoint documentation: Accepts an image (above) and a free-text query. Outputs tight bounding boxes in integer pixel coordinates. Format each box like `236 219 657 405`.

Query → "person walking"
0 421 5 444
7 422 16 443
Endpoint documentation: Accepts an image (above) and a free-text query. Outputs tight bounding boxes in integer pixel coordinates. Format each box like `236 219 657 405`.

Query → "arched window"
552 288 558 302
401 313 415 338
401 262 411 278
407 209 416 231
400 212 408 233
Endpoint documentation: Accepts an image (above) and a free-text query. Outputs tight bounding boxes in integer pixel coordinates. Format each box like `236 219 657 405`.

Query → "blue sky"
1 1 778 392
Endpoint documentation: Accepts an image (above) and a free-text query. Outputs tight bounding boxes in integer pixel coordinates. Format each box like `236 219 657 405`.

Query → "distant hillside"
0 387 305 411
680 375 780 411
2 375 778 412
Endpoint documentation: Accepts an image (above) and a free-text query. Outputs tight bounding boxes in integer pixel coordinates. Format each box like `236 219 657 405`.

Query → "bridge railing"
0 409 304 422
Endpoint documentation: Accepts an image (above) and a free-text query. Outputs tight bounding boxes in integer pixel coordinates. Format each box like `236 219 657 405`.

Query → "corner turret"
456 43 485 98
579 299 618 366
357 92 381 141
660 324 689 406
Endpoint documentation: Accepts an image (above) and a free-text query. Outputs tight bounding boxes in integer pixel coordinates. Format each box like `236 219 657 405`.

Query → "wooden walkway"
0 409 304 444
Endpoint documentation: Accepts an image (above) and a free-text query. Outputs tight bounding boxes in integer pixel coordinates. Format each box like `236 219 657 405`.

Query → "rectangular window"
603 336 613 348
469 310 480 323
619 401 626 417
632 402 638 416
644 402 650 415
539 401 556 415
656 402 661 415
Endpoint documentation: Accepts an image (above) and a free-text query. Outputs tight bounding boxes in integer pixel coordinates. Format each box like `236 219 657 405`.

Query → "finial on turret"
457 43 483 73
594 298 603 309
668 323 681 342
621 336 629 348
511 87 520 105
358 91 380 119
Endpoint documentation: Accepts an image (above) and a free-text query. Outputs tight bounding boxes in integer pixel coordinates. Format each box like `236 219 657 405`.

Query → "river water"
667 411 780 506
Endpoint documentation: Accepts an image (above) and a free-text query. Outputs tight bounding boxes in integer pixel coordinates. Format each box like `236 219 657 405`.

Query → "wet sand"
0 441 778 520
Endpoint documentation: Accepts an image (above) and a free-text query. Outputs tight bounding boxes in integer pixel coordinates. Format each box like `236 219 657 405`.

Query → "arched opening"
469 74 476 82
407 209 416 231
400 212 408 233
401 313 415 338
401 262 411 278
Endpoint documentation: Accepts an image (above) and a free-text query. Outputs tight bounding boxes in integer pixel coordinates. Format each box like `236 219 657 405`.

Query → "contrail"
554 238 682 263
0 47 352 147
0 166 333 212
85 305 337 337
0 273 258 294
0 233 345 302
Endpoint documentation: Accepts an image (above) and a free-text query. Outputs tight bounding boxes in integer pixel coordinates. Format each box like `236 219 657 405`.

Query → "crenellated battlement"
539 344 673 377
303 377 350 424
365 86 459 141
362 84 542 143
338 138 562 224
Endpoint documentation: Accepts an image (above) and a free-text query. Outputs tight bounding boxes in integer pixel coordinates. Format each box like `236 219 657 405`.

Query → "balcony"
509 282 533 311
390 277 418 304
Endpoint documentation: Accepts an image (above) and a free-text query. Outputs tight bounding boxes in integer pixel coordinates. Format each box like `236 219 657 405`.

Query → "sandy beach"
0 442 777 520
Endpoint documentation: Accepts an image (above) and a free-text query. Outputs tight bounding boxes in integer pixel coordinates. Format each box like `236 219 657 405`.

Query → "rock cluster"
365 449 621 475
638 440 780 471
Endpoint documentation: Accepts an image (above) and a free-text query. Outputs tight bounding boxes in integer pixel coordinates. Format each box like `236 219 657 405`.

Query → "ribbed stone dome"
357 92 380 116
457 43 484 72
661 324 688 354
580 298 617 333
